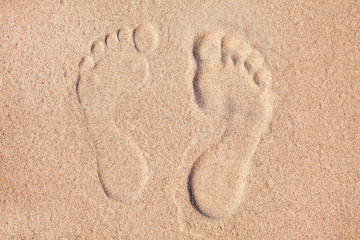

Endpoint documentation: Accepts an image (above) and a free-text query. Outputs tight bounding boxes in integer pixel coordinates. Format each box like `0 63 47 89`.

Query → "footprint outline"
187 30 273 219
76 23 158 202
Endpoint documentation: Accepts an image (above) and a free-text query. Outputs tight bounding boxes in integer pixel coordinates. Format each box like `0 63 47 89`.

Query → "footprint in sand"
188 31 273 218
76 23 158 202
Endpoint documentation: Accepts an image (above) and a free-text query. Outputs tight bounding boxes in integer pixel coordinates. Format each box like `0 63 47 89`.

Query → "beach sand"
0 1 359 239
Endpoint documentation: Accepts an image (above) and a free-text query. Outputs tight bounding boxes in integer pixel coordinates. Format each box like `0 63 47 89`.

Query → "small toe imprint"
105 32 119 48
244 50 264 74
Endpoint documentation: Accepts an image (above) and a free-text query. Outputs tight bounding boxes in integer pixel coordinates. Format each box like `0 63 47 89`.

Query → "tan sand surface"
0 1 359 239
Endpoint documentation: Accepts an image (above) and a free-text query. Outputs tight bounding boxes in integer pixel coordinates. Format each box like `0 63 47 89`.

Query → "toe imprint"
76 24 158 202
133 23 159 53
188 31 273 218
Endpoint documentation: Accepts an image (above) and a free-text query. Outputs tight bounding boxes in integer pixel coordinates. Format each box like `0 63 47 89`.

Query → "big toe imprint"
189 31 273 218
76 23 158 202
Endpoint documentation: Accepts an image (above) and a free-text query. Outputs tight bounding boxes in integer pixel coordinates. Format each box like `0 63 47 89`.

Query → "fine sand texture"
0 1 359 239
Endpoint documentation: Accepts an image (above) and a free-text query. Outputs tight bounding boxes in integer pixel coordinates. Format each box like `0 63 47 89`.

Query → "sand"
0 1 359 239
